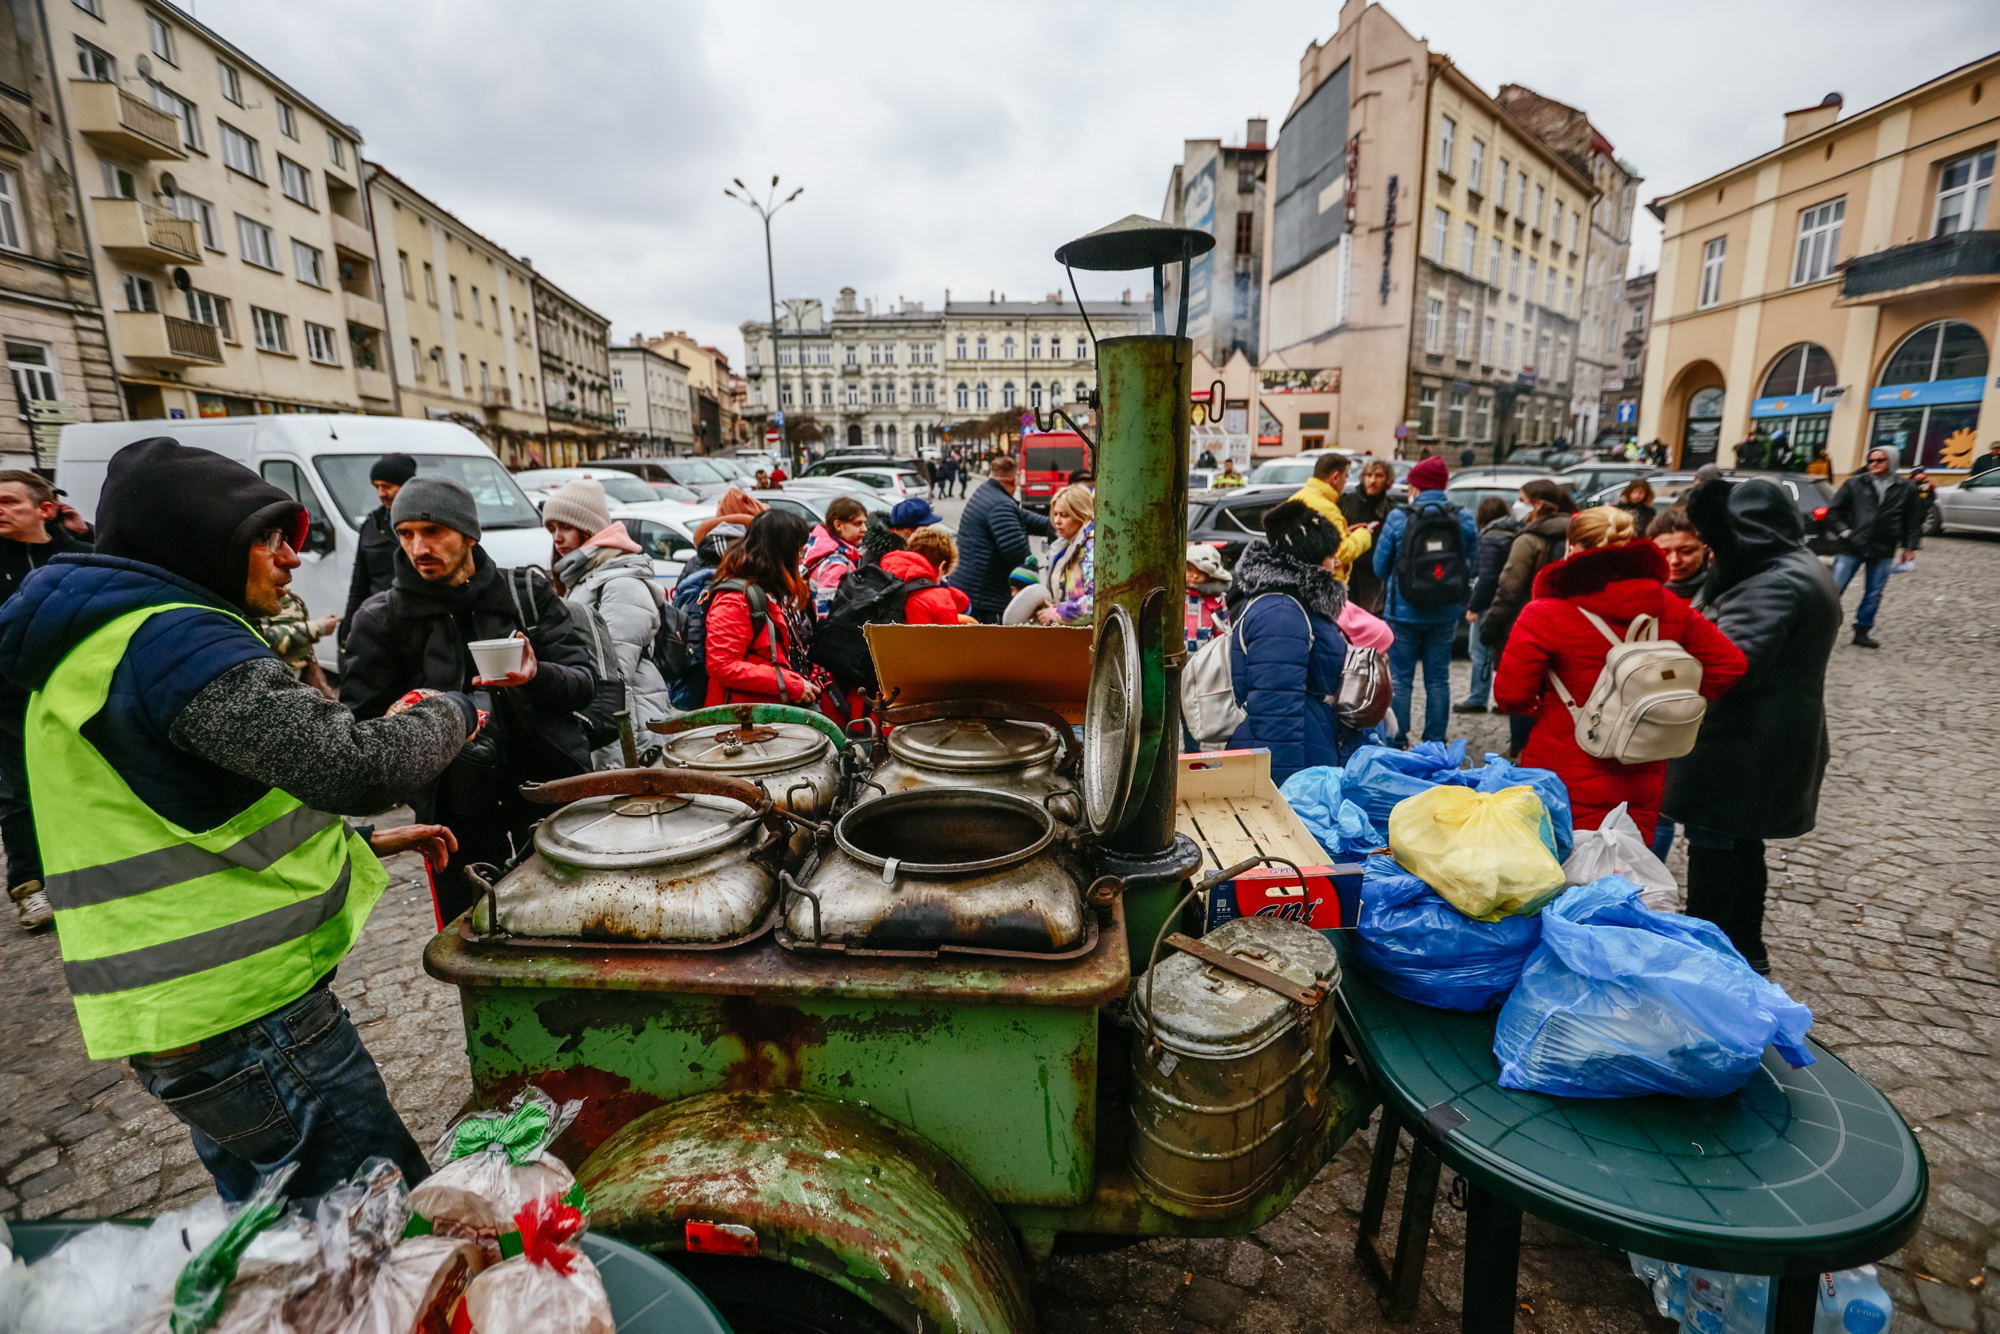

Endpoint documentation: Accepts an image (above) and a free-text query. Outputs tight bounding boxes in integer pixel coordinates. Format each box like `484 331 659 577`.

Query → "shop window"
1869 320 1989 468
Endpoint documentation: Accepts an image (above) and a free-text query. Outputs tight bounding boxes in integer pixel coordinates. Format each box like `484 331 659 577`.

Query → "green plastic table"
1329 935 1927 1334
5 1220 732 1332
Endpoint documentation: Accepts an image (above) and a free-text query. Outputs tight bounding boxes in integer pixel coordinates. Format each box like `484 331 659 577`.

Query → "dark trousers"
128 980 430 1202
0 686 39 887
1681 825 1769 965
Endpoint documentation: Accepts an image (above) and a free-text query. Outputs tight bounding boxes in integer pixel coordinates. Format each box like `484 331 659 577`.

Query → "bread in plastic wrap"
460 1194 611 1334
332 1235 484 1334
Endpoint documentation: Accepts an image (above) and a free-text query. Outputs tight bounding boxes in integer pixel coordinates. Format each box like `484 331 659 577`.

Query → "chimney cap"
1820 91 1843 106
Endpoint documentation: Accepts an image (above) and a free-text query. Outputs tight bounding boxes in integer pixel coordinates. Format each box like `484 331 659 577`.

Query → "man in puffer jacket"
1225 501 1354 783
949 458 1054 622
543 479 671 745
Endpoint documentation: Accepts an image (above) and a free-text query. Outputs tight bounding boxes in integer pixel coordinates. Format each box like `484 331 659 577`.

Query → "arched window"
1870 320 1989 467
1002 336 1016 359
887 424 898 450
1752 343 1837 468
1074 381 1088 402
1029 382 1043 409
975 381 989 409
955 382 969 410
1050 382 1065 407
1759 343 1836 398
1002 382 1017 409
872 424 884 447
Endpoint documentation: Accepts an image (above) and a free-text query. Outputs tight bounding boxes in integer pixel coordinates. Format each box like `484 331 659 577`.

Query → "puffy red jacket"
1493 541 1746 842
878 549 971 625
704 584 811 707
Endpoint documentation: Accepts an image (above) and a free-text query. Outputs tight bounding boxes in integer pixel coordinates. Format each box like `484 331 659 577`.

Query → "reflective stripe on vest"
25 602 386 1059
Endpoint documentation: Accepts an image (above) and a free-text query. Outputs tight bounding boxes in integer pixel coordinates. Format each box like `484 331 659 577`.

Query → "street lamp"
726 175 803 466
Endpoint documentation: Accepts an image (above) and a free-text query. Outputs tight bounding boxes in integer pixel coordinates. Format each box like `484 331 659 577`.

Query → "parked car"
748 488 904 529
802 452 905 478
513 467 668 510
1505 446 1585 469
1931 470 2000 535
1187 486 1296 567
1444 468 1567 518
1245 452 1337 489
1582 470 1840 554
838 466 930 498
1560 461 1658 498
603 502 706 587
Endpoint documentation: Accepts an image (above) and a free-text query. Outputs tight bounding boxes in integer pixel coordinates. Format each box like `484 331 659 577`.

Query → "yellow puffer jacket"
1287 477 1374 582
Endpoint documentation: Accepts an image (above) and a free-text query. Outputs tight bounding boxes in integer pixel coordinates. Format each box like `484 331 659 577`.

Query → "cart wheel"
666 1254 901 1334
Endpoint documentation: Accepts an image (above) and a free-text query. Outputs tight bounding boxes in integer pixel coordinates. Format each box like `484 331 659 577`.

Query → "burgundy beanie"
1408 456 1450 491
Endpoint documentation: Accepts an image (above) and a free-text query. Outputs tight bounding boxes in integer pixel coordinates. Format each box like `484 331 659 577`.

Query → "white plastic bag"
409 1088 582 1266
1562 802 1675 909
7 1195 233 1334
459 1196 612 1334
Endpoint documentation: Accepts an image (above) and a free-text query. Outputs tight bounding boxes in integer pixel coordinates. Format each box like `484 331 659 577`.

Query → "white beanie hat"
541 478 612 537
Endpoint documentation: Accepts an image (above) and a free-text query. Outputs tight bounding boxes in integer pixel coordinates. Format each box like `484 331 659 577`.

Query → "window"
459 353 470 388
122 272 158 312
1552 201 1562 241
304 321 339 365
1002 382 1017 408
976 336 988 360
217 60 242 106
1474 393 1492 440
1793 198 1845 285
1235 211 1253 256
1698 236 1726 308
397 251 412 295
1448 390 1466 438
147 82 200 150
235 215 277 268
1489 236 1503 284
1452 308 1471 359
276 100 296 139
100 160 135 199
1417 387 1438 437
8 340 61 406
1424 298 1442 353
422 261 436 304
72 0 101 15
1496 158 1510 209
76 38 113 81
1002 336 1015 359
326 132 345 167
1569 214 1580 251
1516 171 1527 215
820 383 833 406
955 383 969 410
1759 342 1837 398
408 337 422 379
1624 355 1641 379
1438 116 1456 176
1534 184 1545 229
1563 276 1574 313
146 13 175 64
1527 258 1539 304
449 275 460 315
292 239 325 286
955 335 967 359
1933 148 1994 236
1432 206 1449 261
1074 380 1088 401
1468 139 1485 193
1481 316 1495 365
613 408 628 428
471 285 482 325
1029 335 1042 359
1544 265 1556 306
1461 222 1478 271
0 169 19 251
1503 323 1516 369
1629 303 1645 332
1536 333 1551 375
220 123 262 180
186 288 231 339
1554 339 1568 381
278 156 313 207
976 381 990 409
1508 248 1521 296
251 306 288 353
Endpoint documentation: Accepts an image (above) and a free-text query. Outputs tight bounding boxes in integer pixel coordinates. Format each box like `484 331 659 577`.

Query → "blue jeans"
1388 619 1456 744
1463 614 1494 706
1651 816 1676 861
1831 554 1893 628
129 980 430 1202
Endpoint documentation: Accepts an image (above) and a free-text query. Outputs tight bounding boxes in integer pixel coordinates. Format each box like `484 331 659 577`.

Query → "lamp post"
726 176 803 467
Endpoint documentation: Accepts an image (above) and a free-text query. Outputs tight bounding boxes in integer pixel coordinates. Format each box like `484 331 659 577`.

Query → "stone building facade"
1160 120 1271 369
533 271 611 463
609 339 691 450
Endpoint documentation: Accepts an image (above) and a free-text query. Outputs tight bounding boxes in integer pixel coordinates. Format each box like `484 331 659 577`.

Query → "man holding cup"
341 476 598 923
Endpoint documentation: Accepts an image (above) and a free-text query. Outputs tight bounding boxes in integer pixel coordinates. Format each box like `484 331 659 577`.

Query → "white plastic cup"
469 636 525 679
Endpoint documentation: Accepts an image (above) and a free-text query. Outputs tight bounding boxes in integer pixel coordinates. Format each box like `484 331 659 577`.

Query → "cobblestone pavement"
1 533 1994 1334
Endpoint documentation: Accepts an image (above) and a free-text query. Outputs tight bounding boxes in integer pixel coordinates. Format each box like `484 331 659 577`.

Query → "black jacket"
1466 517 1521 615
341 545 597 819
1663 479 1839 840
948 478 1053 622
0 524 90 608
1479 515 1568 648
1338 487 1395 609
1971 452 2000 477
342 505 398 636
1825 472 1922 559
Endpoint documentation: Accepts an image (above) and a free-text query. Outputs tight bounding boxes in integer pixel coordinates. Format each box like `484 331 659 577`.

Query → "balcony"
70 80 185 160
356 368 394 402
481 386 513 409
331 212 375 259
1838 230 2000 305
92 197 202 265
342 289 385 329
116 310 222 366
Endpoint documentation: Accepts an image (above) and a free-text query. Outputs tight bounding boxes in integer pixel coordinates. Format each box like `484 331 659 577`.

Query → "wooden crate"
1175 749 1362 930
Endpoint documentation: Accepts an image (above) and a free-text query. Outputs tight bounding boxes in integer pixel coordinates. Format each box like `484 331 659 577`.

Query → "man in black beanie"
341 453 419 641
0 438 475 1202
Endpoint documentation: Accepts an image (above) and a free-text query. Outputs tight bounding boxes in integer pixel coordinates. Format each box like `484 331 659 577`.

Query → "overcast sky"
182 0 2000 359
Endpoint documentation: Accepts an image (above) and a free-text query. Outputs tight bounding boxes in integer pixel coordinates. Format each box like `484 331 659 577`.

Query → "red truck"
1017 431 1091 513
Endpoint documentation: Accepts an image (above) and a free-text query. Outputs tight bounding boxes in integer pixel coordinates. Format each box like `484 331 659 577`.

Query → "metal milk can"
865 700 1081 824
654 715 842 821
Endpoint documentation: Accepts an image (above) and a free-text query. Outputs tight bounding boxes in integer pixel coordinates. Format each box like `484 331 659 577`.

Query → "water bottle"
1814 1266 1891 1334
1654 1262 1690 1322
1682 1268 1733 1333
1726 1274 1770 1334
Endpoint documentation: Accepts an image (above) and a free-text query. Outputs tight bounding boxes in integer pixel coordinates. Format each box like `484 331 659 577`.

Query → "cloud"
180 0 2000 359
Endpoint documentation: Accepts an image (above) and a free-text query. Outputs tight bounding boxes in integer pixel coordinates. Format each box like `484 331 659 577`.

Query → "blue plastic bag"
1467 754 1574 860
1278 767 1385 858
1351 854 1545 1011
1343 741 1467 828
1495 877 1816 1099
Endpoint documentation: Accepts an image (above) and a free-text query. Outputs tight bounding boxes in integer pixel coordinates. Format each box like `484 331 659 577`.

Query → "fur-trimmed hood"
1531 540 1668 600
1227 540 1347 624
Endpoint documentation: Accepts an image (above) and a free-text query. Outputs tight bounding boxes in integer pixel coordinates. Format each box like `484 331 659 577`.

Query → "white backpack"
1547 607 1706 764
1181 594 1389 745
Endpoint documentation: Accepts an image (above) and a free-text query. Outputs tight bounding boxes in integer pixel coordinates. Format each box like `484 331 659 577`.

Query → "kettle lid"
885 716 1059 771
535 792 761 870
662 721 829 774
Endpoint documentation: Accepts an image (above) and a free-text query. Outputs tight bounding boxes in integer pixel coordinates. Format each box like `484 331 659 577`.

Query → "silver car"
1933 470 2000 534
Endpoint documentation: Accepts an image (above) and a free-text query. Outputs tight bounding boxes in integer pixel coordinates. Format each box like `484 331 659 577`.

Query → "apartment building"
1261 0 1597 461
645 328 740 453
1160 119 1271 369
1641 56 1999 474
44 0 391 420
1605 269 1654 442
1 0 120 466
534 272 611 463
609 339 691 450
365 163 544 444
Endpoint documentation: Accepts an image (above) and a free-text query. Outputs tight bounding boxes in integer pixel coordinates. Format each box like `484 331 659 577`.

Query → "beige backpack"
1547 608 1707 764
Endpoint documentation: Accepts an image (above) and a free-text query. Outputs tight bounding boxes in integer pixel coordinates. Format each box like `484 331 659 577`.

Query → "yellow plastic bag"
1387 785 1566 921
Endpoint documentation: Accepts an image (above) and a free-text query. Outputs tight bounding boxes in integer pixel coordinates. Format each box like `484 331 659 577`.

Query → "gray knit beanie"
541 478 612 538
390 475 481 540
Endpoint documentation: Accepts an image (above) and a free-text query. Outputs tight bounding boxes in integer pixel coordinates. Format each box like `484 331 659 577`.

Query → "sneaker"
10 880 52 932
1452 702 1489 714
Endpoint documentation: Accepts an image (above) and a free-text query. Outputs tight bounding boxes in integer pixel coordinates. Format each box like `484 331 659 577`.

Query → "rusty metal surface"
425 896 1131 1008
647 702 852 754
520 766 771 811
578 1090 1034 1333
1162 932 1329 1008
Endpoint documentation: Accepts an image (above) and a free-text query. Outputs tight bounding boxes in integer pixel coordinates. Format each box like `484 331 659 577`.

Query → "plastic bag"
333 1236 484 1334
1277 767 1385 858
1342 740 1466 827
1388 785 1567 921
1351 854 1545 1011
278 1159 410 1333
460 1196 613 1334
1495 876 1815 1098
166 1163 297 1334
1465 754 1574 860
4 1190 235 1334
1563 802 1675 909
408 1088 583 1266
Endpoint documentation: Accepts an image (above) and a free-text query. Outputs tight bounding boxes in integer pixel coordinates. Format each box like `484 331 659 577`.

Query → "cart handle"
1131 855 1316 1051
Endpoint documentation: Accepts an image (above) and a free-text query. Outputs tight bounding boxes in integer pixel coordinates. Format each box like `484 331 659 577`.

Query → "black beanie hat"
1261 499 1340 566
96 438 304 611
370 452 419 486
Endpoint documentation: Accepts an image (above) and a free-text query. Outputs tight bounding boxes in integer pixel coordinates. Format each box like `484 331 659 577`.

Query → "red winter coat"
879 549 971 624
1493 541 1746 842
704 584 811 706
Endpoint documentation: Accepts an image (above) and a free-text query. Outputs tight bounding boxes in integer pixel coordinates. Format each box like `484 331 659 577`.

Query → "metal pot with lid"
473 769 795 946
649 704 845 823
867 698 1081 823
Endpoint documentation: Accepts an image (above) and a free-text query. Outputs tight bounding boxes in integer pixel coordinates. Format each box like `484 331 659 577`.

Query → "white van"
57 415 552 666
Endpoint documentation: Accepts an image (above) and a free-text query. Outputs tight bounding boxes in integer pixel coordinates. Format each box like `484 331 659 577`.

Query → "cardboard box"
1175 749 1362 930
865 623 1094 722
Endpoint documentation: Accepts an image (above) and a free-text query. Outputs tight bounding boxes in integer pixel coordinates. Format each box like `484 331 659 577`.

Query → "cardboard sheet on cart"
866 624 1094 722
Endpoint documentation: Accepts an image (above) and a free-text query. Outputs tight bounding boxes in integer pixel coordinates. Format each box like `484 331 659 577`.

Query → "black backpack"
649 584 695 683
677 578 773 707
809 564 936 692
505 567 626 750
1395 502 1470 609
